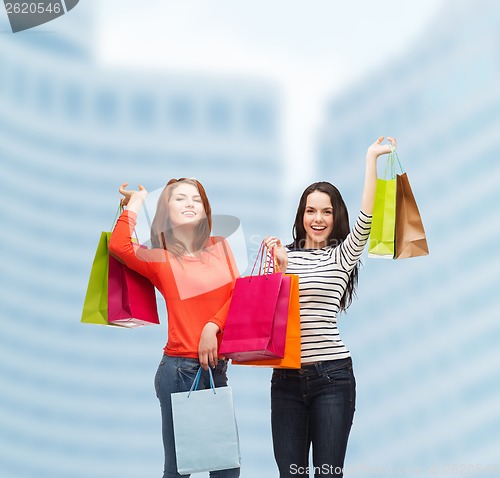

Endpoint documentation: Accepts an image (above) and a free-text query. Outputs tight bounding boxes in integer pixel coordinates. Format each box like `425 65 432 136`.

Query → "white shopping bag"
171 367 240 474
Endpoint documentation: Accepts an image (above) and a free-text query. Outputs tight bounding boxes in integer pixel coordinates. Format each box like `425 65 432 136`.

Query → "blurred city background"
1 0 499 477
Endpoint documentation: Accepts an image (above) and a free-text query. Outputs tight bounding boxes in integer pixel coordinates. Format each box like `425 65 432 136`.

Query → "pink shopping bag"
219 243 289 361
107 253 160 327
232 274 301 369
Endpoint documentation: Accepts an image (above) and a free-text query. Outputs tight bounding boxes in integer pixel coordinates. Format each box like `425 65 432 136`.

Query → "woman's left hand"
263 236 288 273
366 136 397 159
198 322 220 370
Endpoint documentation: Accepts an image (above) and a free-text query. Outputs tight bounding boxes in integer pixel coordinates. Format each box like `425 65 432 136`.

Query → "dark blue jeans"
154 355 240 478
271 358 356 477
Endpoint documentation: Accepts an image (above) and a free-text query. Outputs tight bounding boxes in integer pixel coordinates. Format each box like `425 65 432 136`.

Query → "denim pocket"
270 369 284 385
178 362 200 374
216 359 228 375
270 369 298 388
212 360 229 388
177 361 200 390
323 361 356 407
322 359 354 384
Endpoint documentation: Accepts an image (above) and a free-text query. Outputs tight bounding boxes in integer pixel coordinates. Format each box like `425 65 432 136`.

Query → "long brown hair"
288 181 359 312
150 178 212 257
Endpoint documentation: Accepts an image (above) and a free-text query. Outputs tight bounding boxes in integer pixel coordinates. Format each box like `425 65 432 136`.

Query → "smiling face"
303 190 334 249
167 182 206 228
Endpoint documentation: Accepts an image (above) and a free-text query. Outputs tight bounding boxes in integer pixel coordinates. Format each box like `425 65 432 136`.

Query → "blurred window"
243 100 274 139
95 88 119 124
35 75 53 114
206 97 232 134
167 95 195 132
132 93 156 128
64 82 83 120
12 66 27 106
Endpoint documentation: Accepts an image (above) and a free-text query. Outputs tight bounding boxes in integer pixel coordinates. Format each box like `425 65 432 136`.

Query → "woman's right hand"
263 236 288 273
119 182 148 210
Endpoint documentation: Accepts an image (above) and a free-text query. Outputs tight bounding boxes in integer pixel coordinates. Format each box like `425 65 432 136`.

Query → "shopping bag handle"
263 247 276 275
110 204 122 230
249 241 265 277
249 241 277 278
383 144 404 179
187 367 216 397
111 203 140 243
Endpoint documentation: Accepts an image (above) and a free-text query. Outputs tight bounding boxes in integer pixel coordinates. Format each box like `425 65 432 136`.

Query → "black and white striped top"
285 211 372 363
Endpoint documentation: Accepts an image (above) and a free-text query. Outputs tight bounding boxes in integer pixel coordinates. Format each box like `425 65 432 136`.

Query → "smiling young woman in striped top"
264 136 397 478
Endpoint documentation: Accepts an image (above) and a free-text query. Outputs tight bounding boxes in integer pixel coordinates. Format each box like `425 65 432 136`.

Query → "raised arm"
361 136 397 215
108 182 163 281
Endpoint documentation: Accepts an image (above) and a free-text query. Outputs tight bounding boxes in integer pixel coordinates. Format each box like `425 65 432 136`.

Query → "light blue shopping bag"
171 367 240 474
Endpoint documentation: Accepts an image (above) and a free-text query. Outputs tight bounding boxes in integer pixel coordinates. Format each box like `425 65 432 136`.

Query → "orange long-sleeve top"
108 210 239 358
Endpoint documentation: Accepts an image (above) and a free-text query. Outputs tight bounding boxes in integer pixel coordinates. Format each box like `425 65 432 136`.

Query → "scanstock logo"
3 1 79 33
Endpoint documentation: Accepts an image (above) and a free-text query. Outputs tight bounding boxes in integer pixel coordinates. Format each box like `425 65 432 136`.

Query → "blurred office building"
316 0 500 472
0 7 281 478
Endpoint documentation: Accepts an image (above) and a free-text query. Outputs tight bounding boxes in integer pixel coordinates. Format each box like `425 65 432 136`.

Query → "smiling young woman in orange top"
108 178 240 478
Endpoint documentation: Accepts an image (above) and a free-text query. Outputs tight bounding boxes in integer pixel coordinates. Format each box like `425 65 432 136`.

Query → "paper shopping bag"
219 242 289 361
171 367 240 474
219 271 288 361
232 274 301 369
395 173 429 259
107 252 160 327
81 232 114 325
368 147 401 259
81 210 160 327
368 176 397 258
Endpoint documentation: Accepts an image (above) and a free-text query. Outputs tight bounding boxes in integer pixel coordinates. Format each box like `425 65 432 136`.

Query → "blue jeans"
154 355 240 478
271 358 356 477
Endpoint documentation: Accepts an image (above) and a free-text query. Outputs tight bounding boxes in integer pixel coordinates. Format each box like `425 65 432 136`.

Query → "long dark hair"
288 181 359 312
150 178 212 257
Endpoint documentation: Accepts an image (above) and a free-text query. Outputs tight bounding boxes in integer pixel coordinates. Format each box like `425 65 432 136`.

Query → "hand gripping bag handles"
368 146 429 259
81 205 160 327
219 242 289 361
171 367 240 474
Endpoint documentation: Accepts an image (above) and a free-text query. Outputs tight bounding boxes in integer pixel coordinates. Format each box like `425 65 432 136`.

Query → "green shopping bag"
81 231 115 325
368 149 398 258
